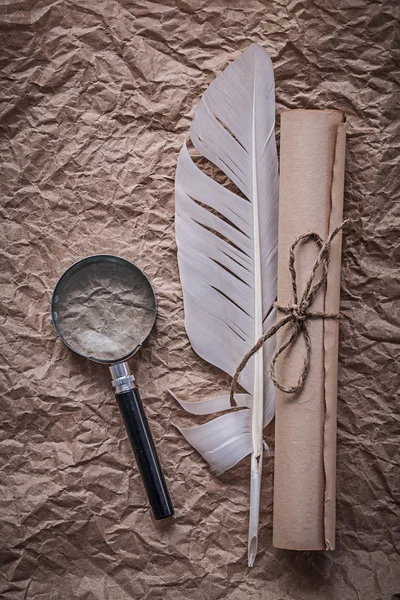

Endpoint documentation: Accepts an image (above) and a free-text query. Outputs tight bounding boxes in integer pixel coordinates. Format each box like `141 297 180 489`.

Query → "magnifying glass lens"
52 257 156 362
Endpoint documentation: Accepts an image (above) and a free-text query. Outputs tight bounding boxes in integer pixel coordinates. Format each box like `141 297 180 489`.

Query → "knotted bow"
230 220 348 406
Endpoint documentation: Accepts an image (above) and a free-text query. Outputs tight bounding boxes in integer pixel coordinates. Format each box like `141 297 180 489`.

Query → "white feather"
173 43 279 566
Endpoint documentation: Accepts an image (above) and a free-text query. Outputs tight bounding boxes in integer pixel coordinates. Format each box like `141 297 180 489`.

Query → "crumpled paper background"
0 1 399 598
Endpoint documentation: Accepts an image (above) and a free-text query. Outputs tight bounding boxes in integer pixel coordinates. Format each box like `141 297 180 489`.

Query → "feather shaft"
250 59 264 564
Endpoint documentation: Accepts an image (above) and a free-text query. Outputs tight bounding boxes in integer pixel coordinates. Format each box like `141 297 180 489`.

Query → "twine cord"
229 220 349 406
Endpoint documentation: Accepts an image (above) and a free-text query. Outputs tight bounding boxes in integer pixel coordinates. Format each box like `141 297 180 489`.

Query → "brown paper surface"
273 109 345 551
1 2 399 599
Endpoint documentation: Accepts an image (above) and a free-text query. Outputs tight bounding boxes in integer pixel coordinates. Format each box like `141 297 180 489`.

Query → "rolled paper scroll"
273 109 346 551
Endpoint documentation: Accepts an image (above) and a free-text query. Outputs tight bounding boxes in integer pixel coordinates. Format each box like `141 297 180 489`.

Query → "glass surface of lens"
52 256 156 363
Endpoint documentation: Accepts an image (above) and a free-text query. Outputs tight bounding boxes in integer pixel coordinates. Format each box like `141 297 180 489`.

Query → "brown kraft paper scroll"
273 109 346 551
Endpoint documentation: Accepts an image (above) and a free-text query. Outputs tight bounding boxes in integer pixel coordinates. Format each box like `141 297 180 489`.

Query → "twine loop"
229 220 349 406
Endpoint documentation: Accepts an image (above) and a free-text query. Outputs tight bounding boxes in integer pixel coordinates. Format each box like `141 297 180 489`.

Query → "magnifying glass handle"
111 365 174 520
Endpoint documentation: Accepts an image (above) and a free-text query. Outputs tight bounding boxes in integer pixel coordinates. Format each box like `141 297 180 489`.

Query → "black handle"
115 388 174 520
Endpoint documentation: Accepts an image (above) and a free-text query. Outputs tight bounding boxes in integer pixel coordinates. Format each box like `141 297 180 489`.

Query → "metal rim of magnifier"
51 254 157 365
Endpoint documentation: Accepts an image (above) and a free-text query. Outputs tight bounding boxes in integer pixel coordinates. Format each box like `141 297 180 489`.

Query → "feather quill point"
173 43 279 566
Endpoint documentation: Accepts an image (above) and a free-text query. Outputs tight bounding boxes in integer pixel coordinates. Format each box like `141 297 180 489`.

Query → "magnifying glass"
51 254 174 520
